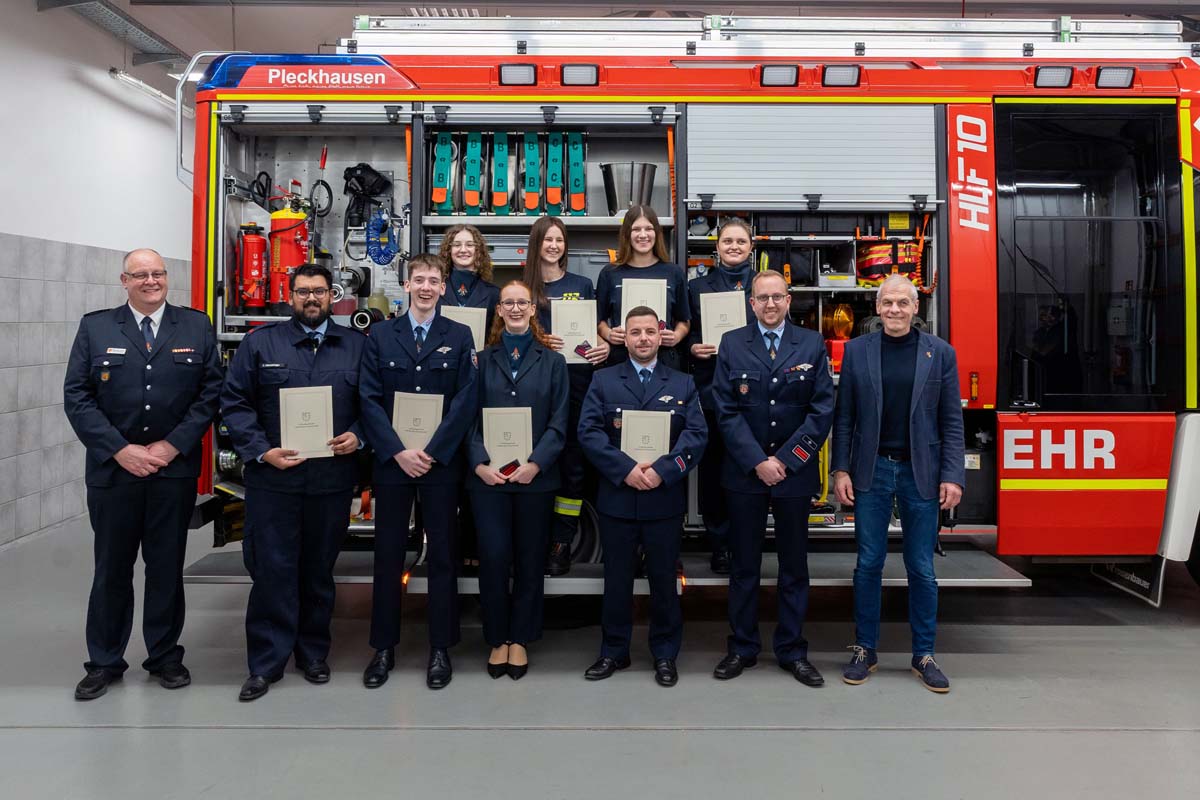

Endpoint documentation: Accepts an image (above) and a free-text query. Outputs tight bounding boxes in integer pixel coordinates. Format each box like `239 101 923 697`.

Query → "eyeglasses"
499 299 532 310
124 270 167 282
450 242 477 250
293 288 330 299
753 293 788 305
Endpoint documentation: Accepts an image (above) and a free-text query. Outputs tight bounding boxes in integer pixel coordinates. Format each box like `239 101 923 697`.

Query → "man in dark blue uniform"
220 264 367 702
64 248 222 701
579 306 706 687
711 270 835 687
358 254 478 690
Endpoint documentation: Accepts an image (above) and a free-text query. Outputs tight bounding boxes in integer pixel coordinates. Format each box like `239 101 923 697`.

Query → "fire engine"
178 14 1200 606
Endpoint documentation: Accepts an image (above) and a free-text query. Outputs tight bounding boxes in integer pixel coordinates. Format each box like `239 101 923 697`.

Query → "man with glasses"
710 270 835 687
221 263 367 701
64 248 222 700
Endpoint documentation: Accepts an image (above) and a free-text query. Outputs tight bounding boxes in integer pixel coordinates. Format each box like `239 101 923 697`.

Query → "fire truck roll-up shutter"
686 104 938 210
415 104 679 127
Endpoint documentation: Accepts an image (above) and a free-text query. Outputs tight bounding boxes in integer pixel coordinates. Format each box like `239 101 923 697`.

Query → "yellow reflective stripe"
553 497 583 516
994 97 1176 105
1000 478 1168 491
215 92 990 104
1182 161 1198 409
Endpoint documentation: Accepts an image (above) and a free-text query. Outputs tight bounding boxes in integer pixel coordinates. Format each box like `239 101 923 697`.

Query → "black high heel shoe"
507 643 528 681
487 644 509 679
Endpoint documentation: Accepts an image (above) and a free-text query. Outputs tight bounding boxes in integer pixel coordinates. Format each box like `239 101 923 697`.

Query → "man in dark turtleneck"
832 273 964 694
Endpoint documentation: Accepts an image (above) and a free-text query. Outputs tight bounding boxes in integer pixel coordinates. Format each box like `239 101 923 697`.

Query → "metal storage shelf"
421 215 673 228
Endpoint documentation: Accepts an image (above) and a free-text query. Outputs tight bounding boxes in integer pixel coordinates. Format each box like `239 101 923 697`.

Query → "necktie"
639 368 652 387
307 331 321 352
141 317 155 352
414 326 426 353
765 331 778 361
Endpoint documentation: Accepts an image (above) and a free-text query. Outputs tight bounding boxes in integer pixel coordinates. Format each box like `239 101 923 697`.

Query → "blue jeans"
852 456 940 656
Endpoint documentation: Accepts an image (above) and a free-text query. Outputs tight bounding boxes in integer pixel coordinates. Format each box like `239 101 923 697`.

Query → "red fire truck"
178 14 1200 605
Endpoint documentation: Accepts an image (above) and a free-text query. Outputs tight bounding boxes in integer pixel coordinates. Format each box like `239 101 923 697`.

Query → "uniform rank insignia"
100 371 110 382
458 283 468 298
658 395 673 403
792 444 810 463
739 383 750 395
171 347 195 353
798 363 813 371
926 351 933 358
734 280 743 290
105 347 126 355
510 347 521 362
436 346 452 354
469 348 478 368
613 418 622 429
675 455 687 473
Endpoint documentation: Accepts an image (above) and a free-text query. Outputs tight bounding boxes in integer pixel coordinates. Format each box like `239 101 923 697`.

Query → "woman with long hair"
467 281 568 679
596 205 690 368
685 217 758 575
438 223 501 332
521 216 609 576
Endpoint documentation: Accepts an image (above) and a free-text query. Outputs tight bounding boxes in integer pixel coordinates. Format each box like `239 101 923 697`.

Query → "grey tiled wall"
0 233 192 545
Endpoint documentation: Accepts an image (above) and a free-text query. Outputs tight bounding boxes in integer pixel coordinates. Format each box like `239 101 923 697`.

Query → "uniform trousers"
242 487 353 677
470 490 554 647
726 494 812 663
598 513 682 661
84 478 195 675
697 408 730 550
370 483 460 650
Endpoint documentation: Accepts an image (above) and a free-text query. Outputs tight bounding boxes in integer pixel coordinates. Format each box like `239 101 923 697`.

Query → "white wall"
0 2 193 260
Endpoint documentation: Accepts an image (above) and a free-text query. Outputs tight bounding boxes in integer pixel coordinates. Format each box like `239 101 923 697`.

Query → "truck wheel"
573 501 602 564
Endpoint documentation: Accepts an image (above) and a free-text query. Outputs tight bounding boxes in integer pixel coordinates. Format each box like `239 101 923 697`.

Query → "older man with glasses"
64 248 223 700
710 269 835 687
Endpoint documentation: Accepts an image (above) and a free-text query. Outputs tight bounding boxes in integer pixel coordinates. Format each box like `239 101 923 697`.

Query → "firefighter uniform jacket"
439 270 502 334
712 321 835 499
64 303 223 487
220 318 366 495
358 313 478 486
578 360 707 520
685 268 754 411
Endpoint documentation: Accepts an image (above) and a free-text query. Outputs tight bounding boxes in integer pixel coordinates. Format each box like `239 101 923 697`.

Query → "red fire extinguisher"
235 223 267 312
269 201 310 313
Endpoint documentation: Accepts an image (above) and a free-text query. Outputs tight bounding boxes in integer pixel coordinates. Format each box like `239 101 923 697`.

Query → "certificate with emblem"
700 291 747 350
439 305 487 351
392 392 444 452
482 407 533 467
619 410 671 462
619 278 668 326
279 386 334 459
551 299 597 365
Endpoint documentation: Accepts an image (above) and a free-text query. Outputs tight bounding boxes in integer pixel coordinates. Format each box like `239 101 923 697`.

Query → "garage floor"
2 517 1198 799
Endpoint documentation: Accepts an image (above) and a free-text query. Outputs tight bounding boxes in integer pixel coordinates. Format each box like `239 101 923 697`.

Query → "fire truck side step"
681 549 1031 588
182 552 670 595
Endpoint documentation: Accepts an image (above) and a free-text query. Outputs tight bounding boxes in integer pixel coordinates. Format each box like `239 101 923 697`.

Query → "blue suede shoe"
842 645 878 685
912 655 950 693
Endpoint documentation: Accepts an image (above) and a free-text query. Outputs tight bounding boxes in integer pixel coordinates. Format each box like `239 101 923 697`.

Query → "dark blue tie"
639 368 652 397
141 317 155 352
414 326 426 353
764 331 778 361
307 331 321 351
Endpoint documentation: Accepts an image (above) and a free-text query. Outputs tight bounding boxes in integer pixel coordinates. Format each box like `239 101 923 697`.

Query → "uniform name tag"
106 347 126 354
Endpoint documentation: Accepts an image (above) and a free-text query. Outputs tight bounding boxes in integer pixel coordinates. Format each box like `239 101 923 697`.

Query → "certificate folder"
279 386 334 459
619 278 668 326
439 305 487 351
700 291 747 350
619 410 671 462
551 299 597 365
482 407 534 466
392 391 444 452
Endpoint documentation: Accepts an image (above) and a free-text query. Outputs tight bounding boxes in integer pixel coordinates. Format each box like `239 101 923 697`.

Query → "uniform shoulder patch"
470 348 478 369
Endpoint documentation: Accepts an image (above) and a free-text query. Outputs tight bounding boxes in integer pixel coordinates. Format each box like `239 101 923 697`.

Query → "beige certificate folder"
482 407 534 467
439 305 487 351
700 291 747 350
279 385 334 459
551 299 597 365
619 278 668 326
619 410 672 463
392 391 444 452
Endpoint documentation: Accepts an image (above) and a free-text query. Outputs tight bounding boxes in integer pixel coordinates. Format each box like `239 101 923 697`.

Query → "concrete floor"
1 517 1198 799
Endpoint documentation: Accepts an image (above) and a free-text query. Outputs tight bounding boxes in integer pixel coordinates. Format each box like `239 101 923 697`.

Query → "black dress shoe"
362 648 395 689
781 658 825 687
151 662 191 690
584 656 631 681
427 648 452 690
487 662 508 679
238 674 280 702
712 652 757 680
709 548 731 575
74 670 120 701
654 658 678 687
545 542 572 576
299 660 331 684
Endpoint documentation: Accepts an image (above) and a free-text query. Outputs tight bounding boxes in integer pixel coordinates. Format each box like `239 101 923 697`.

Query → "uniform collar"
629 357 658 375
756 319 787 339
127 301 165 327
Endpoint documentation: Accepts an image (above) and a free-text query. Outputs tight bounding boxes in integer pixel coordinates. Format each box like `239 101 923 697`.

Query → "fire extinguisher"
269 202 310 313
235 223 267 313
